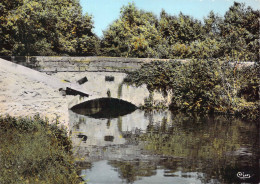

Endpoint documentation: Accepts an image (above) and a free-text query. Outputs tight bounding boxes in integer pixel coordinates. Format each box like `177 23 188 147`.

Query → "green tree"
0 0 98 56
189 38 223 59
101 3 162 58
158 10 204 58
159 10 203 45
0 0 23 55
125 59 259 119
220 2 259 61
203 11 222 39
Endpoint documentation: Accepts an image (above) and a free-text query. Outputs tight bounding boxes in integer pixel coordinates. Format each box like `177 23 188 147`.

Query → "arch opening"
70 98 137 119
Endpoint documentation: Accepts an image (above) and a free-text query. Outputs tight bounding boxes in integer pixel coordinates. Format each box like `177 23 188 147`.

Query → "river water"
69 106 259 184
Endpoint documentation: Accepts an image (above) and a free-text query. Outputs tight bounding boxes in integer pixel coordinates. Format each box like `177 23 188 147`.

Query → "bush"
125 60 259 120
0 115 81 184
171 59 223 113
124 60 181 93
171 60 259 120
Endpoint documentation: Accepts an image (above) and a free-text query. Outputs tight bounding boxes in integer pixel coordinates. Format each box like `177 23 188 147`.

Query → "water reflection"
69 110 259 184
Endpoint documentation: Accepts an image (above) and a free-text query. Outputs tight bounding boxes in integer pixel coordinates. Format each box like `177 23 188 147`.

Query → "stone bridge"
0 57 173 121
42 57 174 109
1 56 254 124
10 56 174 108
54 71 171 109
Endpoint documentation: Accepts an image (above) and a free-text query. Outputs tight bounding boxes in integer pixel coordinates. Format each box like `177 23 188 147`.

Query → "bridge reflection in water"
69 105 259 184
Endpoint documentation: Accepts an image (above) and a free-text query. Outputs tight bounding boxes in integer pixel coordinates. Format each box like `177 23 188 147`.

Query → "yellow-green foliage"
0 0 99 56
0 115 82 184
170 43 191 58
101 2 259 61
173 59 259 120
1 1 258 60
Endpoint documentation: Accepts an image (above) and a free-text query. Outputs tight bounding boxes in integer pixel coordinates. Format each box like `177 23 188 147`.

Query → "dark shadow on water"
70 97 137 119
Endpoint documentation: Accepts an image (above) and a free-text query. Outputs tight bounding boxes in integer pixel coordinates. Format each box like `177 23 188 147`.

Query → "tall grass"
0 115 82 184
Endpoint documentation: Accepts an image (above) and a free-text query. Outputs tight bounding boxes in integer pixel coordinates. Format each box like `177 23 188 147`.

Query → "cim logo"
236 172 254 180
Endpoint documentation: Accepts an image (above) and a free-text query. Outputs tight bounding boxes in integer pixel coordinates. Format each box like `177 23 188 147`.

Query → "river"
69 105 259 184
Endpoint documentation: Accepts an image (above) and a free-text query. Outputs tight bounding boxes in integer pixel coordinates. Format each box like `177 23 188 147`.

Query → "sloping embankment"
0 58 69 126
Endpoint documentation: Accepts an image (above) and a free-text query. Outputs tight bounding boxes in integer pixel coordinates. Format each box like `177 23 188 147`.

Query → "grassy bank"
0 115 82 184
125 59 259 120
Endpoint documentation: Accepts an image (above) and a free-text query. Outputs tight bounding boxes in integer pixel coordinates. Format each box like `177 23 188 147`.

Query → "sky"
79 0 260 38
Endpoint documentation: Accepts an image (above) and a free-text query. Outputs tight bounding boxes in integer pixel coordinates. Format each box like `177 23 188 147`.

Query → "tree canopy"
101 2 259 61
101 3 162 58
0 0 99 56
1 1 259 61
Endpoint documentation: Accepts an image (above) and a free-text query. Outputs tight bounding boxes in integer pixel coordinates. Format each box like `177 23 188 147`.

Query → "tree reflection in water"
73 110 259 184
116 114 258 183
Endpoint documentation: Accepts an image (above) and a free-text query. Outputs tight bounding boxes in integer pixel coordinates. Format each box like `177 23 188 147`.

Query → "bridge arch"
70 97 137 119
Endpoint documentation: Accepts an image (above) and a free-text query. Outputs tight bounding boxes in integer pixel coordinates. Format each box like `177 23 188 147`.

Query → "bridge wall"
51 71 172 108
0 56 174 111
1 56 254 73
0 58 70 125
2 56 254 108
45 57 173 107
1 56 181 72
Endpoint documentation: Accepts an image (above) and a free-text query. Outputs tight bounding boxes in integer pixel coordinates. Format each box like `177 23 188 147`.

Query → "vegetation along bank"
124 59 259 120
0 115 83 184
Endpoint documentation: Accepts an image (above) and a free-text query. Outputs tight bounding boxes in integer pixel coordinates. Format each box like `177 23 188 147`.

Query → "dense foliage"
1 1 258 60
0 0 99 56
125 60 259 120
0 115 82 184
101 2 259 61
101 3 162 58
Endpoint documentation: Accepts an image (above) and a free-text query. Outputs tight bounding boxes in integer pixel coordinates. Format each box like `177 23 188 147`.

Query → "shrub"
0 115 81 184
125 60 259 120
124 60 181 93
